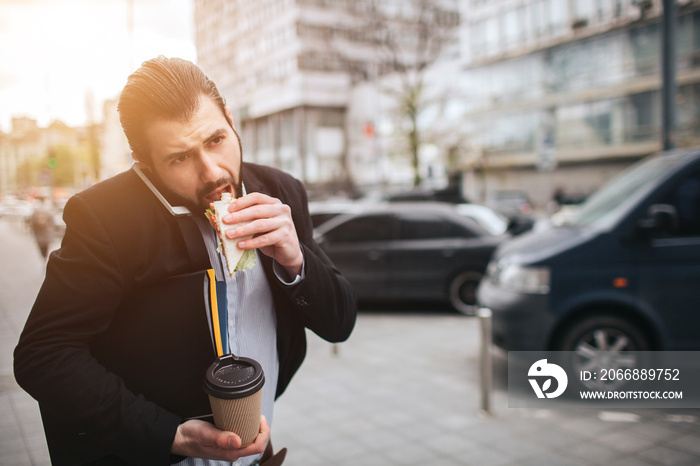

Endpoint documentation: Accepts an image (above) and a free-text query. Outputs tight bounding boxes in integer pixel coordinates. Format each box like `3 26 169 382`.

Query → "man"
29 196 56 258
14 56 357 465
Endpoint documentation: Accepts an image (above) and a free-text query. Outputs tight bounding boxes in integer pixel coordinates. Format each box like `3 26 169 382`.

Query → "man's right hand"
171 416 269 461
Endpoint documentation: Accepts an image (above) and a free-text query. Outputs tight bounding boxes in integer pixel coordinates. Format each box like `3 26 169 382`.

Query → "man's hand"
171 416 269 461
223 193 303 278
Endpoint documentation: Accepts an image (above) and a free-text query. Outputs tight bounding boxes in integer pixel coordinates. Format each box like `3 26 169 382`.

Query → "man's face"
139 95 242 213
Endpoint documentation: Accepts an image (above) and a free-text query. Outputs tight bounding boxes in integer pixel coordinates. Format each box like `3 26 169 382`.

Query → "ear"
132 154 152 171
225 107 235 129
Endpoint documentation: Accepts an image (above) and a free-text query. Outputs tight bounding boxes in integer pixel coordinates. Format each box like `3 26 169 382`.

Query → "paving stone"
595 430 663 454
563 441 627 465
630 421 691 443
609 457 663 466
665 434 700 457
447 444 515 466
383 441 437 464
517 451 590 466
638 444 700 466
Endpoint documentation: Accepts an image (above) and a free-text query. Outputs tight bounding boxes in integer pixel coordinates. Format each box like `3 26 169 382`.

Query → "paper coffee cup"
203 354 265 447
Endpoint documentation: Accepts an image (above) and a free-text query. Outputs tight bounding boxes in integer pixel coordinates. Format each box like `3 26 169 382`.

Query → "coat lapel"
174 215 211 271
241 163 267 196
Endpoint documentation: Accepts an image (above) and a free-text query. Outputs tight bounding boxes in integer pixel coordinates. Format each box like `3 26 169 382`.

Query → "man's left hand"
223 193 303 277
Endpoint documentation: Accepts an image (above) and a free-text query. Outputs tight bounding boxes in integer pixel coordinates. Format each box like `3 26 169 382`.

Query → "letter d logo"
528 359 568 399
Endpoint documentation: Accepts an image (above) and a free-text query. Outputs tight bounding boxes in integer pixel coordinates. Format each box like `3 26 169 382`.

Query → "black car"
314 203 507 313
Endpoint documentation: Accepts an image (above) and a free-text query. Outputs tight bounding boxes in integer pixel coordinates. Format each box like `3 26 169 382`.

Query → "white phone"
132 164 192 217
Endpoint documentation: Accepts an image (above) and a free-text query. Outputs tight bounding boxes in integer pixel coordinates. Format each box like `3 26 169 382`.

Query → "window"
398 213 449 240
677 13 694 68
660 172 700 237
518 5 531 45
502 9 519 50
628 91 658 142
471 20 484 57
532 0 550 39
326 215 394 243
694 11 700 52
484 16 499 54
549 0 568 34
677 83 700 137
556 99 615 148
279 111 296 148
397 212 475 240
571 155 681 230
573 0 595 25
630 23 660 77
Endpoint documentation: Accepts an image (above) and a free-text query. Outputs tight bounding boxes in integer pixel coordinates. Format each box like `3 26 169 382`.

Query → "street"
2 218 700 465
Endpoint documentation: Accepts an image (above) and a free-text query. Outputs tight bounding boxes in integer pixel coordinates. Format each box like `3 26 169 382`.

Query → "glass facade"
462 8 700 160
469 0 576 58
240 107 346 184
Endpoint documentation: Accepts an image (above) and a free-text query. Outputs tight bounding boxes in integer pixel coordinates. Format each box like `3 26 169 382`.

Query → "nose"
197 151 220 183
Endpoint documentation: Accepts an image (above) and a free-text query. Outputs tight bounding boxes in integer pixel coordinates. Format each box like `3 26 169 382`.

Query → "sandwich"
205 192 256 277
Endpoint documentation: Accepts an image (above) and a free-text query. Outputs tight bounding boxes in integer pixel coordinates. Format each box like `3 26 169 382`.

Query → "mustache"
198 174 237 200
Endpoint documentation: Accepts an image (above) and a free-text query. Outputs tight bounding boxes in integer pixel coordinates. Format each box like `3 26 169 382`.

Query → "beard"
149 160 243 214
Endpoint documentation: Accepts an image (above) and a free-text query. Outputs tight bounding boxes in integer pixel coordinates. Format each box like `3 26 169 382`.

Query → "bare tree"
330 0 460 186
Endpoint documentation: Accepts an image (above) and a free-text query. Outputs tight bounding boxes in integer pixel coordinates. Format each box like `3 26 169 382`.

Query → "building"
194 0 459 193
193 0 698 206
194 0 350 189
456 0 700 207
0 118 45 194
0 117 92 195
99 99 132 181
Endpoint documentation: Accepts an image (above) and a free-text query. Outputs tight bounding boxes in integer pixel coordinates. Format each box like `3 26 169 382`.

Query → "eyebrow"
165 128 229 162
205 128 228 145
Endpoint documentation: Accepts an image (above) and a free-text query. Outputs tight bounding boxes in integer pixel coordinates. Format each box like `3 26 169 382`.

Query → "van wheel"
558 315 650 390
448 271 483 315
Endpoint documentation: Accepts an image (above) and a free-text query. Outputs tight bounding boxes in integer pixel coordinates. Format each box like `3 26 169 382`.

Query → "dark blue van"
478 148 700 356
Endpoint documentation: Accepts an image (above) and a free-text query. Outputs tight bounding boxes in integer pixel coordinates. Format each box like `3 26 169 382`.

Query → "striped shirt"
181 206 303 466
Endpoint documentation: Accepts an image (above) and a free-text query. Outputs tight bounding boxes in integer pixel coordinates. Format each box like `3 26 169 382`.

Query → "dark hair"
117 56 227 159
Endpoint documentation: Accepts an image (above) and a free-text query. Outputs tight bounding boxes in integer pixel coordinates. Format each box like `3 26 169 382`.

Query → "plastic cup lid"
203 354 265 399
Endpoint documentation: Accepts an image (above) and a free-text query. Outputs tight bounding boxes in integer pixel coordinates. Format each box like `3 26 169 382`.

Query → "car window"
324 214 394 243
661 171 700 237
397 212 476 240
449 221 478 238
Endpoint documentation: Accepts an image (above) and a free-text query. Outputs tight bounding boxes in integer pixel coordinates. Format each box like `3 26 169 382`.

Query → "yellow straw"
207 269 223 357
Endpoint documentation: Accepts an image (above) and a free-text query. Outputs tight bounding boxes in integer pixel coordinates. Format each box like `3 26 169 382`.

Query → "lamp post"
661 0 677 151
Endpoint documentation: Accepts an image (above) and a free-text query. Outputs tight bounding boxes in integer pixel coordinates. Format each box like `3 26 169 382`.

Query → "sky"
0 0 197 133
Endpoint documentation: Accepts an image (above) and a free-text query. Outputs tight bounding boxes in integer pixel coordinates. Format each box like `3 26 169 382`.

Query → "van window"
571 155 682 230
661 172 700 237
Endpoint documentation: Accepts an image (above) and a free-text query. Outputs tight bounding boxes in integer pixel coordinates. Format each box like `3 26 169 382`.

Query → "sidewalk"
0 220 51 465
273 315 700 466
2 218 700 465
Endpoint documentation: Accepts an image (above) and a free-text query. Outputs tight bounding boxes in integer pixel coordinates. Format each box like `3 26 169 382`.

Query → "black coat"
14 163 357 465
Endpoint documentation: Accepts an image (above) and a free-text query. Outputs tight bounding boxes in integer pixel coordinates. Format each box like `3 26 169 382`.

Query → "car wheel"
448 271 483 315
558 315 650 391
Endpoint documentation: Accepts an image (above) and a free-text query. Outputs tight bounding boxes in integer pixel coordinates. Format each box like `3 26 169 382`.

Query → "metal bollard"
478 307 493 415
